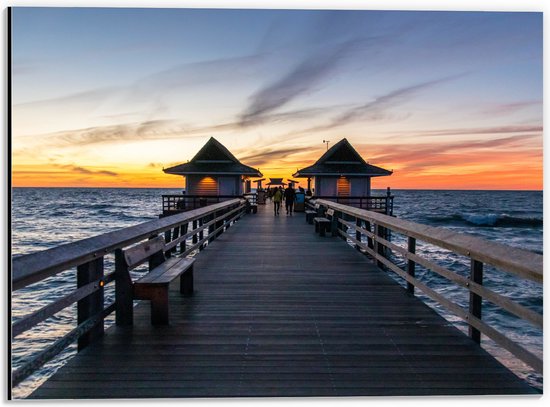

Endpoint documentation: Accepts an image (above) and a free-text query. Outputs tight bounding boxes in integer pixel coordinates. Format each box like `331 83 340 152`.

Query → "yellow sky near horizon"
11 8 543 191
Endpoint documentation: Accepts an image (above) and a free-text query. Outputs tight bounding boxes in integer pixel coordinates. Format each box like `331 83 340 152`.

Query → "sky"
10 3 543 190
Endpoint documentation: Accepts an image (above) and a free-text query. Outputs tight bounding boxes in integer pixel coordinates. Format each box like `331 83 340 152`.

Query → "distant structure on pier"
293 138 392 197
164 137 262 196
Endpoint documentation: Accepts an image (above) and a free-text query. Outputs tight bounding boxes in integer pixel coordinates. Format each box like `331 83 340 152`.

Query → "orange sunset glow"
11 8 542 191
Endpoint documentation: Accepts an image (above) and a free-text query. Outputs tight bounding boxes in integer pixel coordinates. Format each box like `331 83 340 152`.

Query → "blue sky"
10 4 543 189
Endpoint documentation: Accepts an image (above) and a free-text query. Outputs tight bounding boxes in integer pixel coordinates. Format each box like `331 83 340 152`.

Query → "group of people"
268 185 296 216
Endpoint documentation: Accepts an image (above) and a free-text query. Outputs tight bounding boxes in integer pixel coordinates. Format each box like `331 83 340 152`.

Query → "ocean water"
10 188 543 397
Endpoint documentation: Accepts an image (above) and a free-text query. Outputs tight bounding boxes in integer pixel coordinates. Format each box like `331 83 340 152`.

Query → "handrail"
13 199 243 290
161 194 256 213
11 198 248 388
309 195 393 215
315 199 543 374
316 200 542 282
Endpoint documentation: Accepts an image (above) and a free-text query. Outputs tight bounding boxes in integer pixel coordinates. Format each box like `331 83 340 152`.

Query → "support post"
77 257 104 351
469 259 484 344
407 237 416 294
216 210 224 238
355 217 362 250
386 187 394 216
374 224 385 269
164 228 172 258
365 221 374 251
180 223 188 253
114 249 133 326
171 226 180 255
192 220 198 244
208 213 216 244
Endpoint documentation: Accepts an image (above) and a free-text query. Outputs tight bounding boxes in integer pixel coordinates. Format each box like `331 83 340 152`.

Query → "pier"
12 198 542 398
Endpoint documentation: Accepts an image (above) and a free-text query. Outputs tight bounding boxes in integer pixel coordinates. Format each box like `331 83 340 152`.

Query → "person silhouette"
272 186 283 215
284 184 296 215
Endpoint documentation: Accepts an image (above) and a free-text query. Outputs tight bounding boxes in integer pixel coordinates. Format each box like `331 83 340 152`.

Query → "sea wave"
427 213 543 228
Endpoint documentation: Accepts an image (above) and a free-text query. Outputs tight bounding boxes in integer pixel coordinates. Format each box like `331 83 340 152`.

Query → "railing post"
355 217 362 250
199 217 205 250
469 259 484 344
114 249 133 326
407 237 416 294
180 223 188 252
192 220 198 244
216 210 224 238
365 221 374 250
77 257 104 351
171 226 180 254
164 228 172 258
374 224 385 269
208 213 216 243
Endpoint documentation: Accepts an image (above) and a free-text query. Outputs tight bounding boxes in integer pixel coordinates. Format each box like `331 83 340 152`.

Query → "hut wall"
315 177 337 196
218 176 241 196
350 177 371 196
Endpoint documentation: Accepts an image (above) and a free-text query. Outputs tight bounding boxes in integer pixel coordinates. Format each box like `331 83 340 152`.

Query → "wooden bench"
313 209 334 237
122 236 195 325
305 210 317 224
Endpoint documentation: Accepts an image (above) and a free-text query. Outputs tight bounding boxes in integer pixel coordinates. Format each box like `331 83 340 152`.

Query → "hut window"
195 176 218 195
337 176 350 197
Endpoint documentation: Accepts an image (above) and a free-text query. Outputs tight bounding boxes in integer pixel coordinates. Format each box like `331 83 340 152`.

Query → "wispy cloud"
364 133 541 173
55 164 118 176
303 74 467 133
239 39 366 126
480 101 542 116
389 124 543 139
237 146 314 167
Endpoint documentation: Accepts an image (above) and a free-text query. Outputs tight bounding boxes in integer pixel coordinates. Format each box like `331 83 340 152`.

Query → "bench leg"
180 267 194 297
149 287 169 325
319 223 326 237
314 221 319 233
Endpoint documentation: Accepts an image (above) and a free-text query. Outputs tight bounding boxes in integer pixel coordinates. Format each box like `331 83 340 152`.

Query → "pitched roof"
163 137 263 177
293 138 392 178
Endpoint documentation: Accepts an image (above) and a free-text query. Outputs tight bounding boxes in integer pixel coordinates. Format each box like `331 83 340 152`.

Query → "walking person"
272 186 283 215
284 184 296 215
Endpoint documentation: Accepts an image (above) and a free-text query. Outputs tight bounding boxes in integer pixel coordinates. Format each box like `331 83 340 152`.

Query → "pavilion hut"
163 137 262 211
293 138 392 212
266 178 286 187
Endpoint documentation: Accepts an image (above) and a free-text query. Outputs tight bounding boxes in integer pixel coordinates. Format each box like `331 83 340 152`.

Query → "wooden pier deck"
29 203 537 398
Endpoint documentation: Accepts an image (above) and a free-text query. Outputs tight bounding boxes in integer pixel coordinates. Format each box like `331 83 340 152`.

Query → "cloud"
393 125 543 139
237 146 314 167
56 164 118 176
364 133 541 173
480 101 542 116
41 120 187 147
239 38 368 126
304 74 467 133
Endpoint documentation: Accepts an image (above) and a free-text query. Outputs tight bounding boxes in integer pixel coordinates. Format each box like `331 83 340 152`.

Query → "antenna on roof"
323 139 330 151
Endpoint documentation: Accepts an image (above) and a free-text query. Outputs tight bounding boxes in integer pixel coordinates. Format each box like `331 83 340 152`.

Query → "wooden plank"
133 257 181 284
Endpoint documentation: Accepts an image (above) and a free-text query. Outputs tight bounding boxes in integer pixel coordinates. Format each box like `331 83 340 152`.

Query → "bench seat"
313 217 331 236
305 210 317 224
133 256 195 325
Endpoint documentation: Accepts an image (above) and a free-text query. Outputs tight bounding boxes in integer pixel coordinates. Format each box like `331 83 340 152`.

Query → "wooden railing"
314 199 543 374
11 198 248 388
162 194 257 214
311 194 394 215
